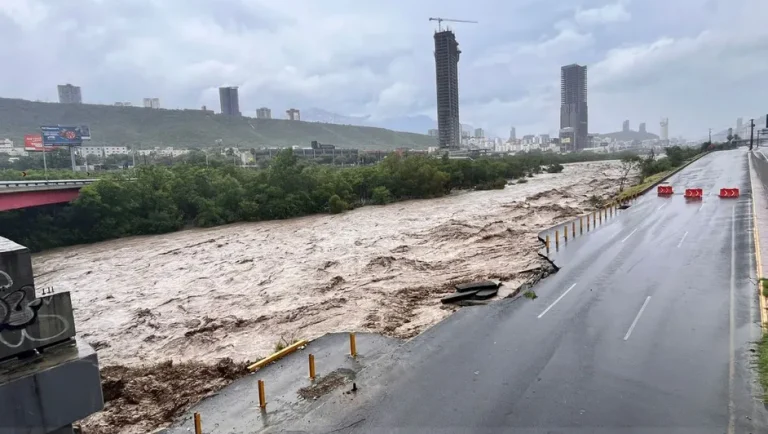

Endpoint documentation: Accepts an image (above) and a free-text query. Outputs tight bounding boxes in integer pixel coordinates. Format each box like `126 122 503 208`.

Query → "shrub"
329 195 348 214
475 178 507 191
371 186 393 205
546 163 564 173
588 195 604 208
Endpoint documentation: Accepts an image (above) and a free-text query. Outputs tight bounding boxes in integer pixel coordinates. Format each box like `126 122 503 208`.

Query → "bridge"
0 179 97 211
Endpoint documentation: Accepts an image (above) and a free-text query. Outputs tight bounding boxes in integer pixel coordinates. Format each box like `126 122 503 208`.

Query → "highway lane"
281 149 767 434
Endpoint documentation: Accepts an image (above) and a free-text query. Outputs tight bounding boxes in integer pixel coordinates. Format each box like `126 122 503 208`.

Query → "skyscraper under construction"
434 30 461 149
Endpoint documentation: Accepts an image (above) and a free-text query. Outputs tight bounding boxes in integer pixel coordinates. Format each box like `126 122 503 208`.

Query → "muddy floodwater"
33 161 624 368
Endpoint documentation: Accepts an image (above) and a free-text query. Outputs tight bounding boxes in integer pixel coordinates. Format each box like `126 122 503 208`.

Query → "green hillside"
0 98 437 150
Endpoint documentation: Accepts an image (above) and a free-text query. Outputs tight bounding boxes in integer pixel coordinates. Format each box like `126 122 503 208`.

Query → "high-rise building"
622 120 630 132
559 64 588 151
737 118 743 129
509 126 516 141
143 98 160 109
286 108 301 121
660 118 669 142
639 122 646 134
474 128 484 138
256 107 272 119
219 87 240 116
434 30 461 149
57 84 82 104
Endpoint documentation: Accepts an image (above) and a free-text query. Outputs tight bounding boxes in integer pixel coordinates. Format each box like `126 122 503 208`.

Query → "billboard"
23 134 56 152
40 125 90 146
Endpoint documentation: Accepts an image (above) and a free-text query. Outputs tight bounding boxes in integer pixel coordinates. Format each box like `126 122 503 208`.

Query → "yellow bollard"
610 206 613 217
580 217 583 234
555 230 559 248
564 225 568 240
599 210 603 223
587 216 590 230
350 333 357 357
572 221 576 237
309 354 316 380
593 213 596 226
546 235 550 253
258 380 267 408
194 413 202 434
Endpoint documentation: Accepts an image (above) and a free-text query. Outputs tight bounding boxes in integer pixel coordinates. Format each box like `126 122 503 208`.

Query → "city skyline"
3 1 762 139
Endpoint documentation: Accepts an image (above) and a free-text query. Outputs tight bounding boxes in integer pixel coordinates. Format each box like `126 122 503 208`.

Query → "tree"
372 186 393 205
328 194 347 214
618 155 642 192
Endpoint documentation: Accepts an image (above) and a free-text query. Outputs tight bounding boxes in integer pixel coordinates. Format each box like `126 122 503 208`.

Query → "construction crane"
428 17 478 32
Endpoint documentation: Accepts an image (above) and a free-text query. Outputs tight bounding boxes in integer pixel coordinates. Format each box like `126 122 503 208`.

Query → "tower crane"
428 17 478 32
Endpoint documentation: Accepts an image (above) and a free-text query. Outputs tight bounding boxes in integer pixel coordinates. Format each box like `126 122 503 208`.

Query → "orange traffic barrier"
719 188 740 198
684 188 703 199
657 185 673 195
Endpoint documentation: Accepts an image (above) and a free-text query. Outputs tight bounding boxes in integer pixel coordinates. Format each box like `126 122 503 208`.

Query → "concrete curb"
632 152 708 197
748 153 768 328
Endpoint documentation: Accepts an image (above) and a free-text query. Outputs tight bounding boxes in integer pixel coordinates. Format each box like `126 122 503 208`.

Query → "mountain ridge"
0 98 437 150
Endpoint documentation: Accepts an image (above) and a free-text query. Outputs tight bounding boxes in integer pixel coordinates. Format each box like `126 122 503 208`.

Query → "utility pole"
750 118 755 151
708 128 712 144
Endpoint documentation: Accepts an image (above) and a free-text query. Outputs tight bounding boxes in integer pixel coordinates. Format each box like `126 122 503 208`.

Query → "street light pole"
750 119 755 151
708 128 712 144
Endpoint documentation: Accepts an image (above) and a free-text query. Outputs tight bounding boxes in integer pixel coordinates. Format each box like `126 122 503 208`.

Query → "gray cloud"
1 0 767 139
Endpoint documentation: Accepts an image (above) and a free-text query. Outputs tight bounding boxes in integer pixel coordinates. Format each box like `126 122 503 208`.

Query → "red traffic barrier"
684 188 703 199
719 188 740 198
657 185 673 195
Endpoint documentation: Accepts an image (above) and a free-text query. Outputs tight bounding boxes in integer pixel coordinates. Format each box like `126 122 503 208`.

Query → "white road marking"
677 231 688 248
621 228 639 243
623 296 651 341
537 283 577 319
727 205 736 434
657 204 666 211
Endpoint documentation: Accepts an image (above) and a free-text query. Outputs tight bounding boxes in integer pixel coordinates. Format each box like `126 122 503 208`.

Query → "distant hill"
0 98 438 150
302 107 437 135
597 130 660 142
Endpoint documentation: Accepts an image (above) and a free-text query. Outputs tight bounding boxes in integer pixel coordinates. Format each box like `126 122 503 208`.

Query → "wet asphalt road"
284 149 767 434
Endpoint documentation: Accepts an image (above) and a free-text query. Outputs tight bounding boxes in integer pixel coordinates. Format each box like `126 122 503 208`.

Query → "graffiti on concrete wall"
0 270 12 290
0 292 75 357
0 286 43 331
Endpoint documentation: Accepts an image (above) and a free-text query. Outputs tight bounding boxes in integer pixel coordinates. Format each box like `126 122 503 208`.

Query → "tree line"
0 149 636 251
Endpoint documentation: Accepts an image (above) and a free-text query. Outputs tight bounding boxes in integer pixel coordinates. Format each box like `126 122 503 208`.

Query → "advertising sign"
23 134 55 152
40 125 88 146
78 125 91 140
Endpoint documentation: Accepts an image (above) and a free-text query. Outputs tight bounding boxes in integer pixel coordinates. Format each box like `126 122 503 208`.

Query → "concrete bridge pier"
0 236 103 433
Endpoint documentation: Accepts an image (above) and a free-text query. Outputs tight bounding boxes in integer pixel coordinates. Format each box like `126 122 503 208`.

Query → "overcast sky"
1 0 767 139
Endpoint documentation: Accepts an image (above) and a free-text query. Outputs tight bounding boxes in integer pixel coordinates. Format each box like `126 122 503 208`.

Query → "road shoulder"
748 152 768 326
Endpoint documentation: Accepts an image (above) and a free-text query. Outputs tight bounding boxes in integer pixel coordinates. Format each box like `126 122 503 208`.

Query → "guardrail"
0 179 98 189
